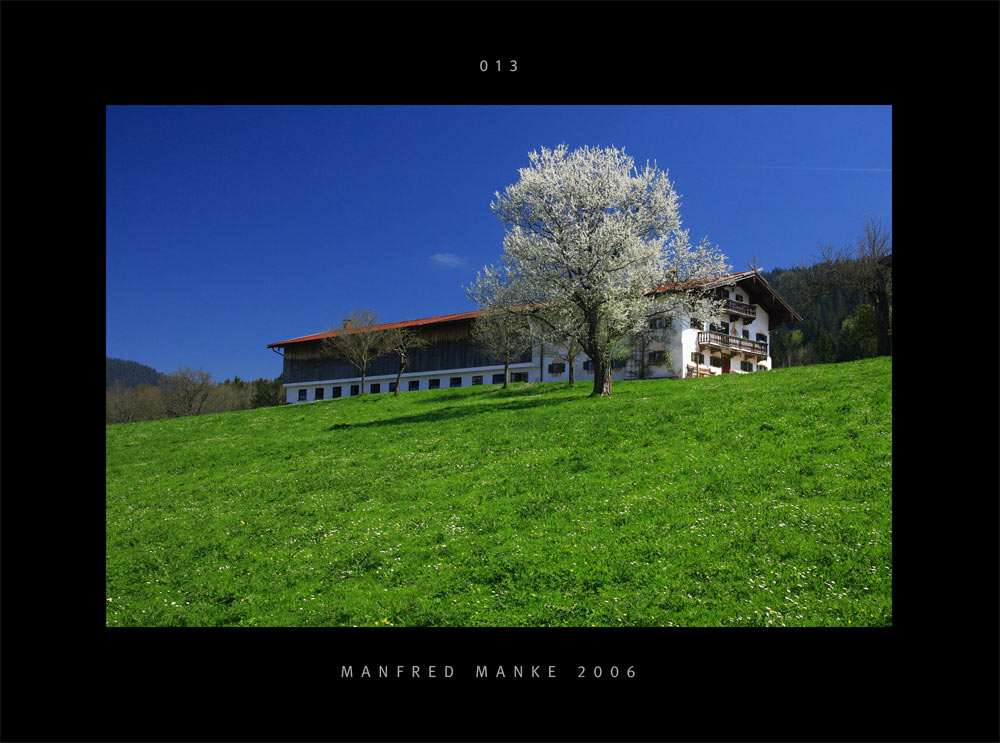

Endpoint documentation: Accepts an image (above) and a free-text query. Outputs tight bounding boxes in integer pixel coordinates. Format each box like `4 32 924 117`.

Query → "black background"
2 1 997 741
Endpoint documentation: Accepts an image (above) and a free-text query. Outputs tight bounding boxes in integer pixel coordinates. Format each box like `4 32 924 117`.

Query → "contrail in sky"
676 164 891 173
758 165 891 172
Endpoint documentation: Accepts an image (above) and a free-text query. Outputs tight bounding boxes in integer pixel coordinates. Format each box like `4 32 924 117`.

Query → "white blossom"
472 144 730 396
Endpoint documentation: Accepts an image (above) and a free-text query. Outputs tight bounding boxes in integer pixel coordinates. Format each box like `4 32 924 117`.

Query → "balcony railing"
723 298 756 318
698 331 768 357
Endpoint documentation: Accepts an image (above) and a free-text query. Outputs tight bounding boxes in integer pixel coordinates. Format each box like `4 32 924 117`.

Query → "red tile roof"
267 308 487 348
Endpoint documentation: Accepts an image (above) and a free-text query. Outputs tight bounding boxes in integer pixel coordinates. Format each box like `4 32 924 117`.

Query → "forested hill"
106 357 165 389
762 265 887 368
763 266 858 331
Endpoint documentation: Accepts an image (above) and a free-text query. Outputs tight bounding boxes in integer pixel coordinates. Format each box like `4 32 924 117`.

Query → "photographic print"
106 105 893 631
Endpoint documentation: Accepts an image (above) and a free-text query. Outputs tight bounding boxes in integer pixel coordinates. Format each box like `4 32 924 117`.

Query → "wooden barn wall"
281 322 532 385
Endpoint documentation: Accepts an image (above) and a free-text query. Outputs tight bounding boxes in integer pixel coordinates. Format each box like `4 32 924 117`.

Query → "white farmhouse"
267 270 801 403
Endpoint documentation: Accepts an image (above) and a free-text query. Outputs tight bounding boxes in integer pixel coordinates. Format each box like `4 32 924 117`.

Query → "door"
721 356 731 374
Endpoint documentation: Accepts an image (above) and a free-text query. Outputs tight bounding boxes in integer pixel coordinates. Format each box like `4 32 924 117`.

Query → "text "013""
480 60 518 72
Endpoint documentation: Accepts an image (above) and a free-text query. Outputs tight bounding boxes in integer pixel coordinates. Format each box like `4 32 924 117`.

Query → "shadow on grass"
326 388 580 431
404 382 556 404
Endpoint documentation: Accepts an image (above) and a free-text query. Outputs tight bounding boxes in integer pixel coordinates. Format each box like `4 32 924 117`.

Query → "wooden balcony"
698 331 768 358
724 298 756 319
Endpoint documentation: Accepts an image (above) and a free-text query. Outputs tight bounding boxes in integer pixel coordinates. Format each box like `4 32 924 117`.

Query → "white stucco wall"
678 288 772 377
282 360 539 403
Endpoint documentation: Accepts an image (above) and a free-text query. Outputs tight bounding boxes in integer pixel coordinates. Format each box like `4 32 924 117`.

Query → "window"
756 333 768 343
408 380 420 391
314 387 324 400
740 361 754 372
690 317 703 330
690 352 705 365
511 372 528 383
298 389 307 401
450 377 462 387
472 375 483 385
350 384 359 396
583 360 593 372
709 356 722 368
710 321 730 334
611 358 626 369
742 329 749 339
389 381 397 392
428 378 440 389
648 351 665 363
370 383 381 393
548 362 566 374
735 294 744 303
332 386 342 398
649 317 671 329
492 373 505 384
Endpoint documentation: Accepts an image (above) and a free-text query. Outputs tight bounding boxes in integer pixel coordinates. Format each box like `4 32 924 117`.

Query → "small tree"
627 327 655 380
469 308 534 388
465 265 535 389
321 310 389 395
162 366 214 418
545 334 585 386
380 326 430 396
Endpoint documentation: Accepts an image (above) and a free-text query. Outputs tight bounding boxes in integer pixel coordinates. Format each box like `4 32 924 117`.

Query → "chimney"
342 318 353 330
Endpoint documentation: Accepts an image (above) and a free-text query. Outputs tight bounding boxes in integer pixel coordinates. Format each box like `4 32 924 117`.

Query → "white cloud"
429 253 467 268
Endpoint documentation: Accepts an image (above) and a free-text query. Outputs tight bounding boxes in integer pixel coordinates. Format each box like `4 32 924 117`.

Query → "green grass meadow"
106 357 892 627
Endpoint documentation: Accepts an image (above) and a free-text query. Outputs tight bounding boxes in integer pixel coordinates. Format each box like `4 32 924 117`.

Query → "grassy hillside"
106 358 892 627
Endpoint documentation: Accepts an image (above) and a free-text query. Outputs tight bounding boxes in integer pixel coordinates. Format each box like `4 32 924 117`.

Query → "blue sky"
106 105 892 382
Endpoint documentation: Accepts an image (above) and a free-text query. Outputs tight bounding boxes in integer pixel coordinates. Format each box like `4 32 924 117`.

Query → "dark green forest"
763 265 891 368
106 357 165 389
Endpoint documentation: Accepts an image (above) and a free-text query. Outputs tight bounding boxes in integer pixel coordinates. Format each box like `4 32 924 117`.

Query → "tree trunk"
394 361 405 396
503 361 509 388
590 357 613 397
598 361 613 396
360 372 366 394
568 360 575 386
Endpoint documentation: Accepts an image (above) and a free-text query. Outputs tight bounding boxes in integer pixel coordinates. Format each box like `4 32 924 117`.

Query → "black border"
3 1 998 741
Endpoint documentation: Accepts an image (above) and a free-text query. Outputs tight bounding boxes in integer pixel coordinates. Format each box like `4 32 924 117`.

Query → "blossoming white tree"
471 144 731 397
